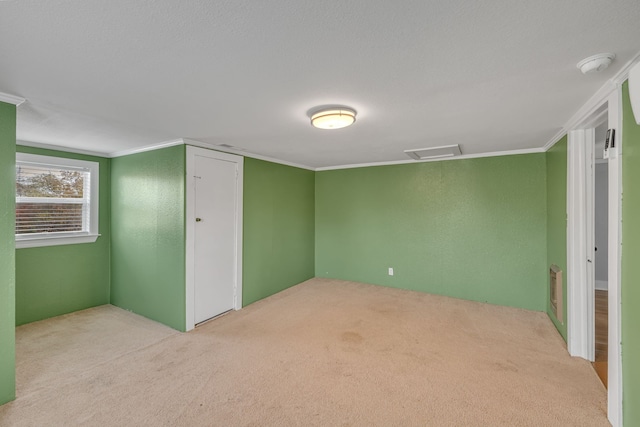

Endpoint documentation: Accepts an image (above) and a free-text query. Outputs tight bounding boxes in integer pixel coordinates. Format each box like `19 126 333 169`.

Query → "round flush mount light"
310 107 356 130
577 53 615 74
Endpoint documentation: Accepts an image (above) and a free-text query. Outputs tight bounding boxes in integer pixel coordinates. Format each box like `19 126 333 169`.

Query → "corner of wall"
110 145 187 331
0 101 17 405
545 135 568 341
14 145 111 326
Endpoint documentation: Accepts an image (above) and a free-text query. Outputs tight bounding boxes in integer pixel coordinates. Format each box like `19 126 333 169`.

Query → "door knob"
196 218 202 222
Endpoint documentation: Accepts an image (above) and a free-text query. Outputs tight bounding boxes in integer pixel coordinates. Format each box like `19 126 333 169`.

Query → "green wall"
546 136 568 340
316 154 547 311
110 145 186 331
243 158 315 305
15 146 111 326
621 81 640 426
0 102 16 405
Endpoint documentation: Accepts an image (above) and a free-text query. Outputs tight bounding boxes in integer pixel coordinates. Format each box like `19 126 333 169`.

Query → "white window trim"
15 153 100 249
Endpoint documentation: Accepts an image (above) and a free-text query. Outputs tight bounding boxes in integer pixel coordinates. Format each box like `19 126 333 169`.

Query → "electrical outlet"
388 267 394 276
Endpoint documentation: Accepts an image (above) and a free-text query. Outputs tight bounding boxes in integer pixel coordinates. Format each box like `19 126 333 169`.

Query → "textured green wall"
15 146 111 326
0 102 16 405
621 81 640 426
316 154 547 311
546 136 568 340
110 145 186 331
243 158 315 305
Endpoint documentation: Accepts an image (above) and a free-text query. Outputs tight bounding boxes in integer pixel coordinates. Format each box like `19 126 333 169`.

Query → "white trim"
543 83 616 152
185 149 195 332
107 137 316 170
565 88 624 426
566 129 595 361
543 129 570 153
613 50 640 85
315 147 544 171
606 87 623 427
582 105 608 131
0 92 26 106
17 140 109 158
17 137 317 171
17 196 88 204
542 49 640 153
108 139 185 158
16 234 100 249
586 130 596 357
181 138 315 171
236 159 244 312
17 134 544 172
185 146 244 332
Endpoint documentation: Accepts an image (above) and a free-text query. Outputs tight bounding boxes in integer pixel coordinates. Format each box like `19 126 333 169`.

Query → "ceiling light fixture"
310 107 356 130
577 53 615 74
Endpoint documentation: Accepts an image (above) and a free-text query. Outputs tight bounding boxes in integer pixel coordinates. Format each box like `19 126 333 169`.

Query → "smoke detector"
577 53 615 74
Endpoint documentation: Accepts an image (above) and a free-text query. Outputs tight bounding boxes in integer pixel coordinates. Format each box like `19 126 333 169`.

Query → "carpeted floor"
0 278 609 426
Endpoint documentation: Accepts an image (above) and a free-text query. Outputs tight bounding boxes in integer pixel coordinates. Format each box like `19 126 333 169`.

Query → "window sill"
16 234 101 249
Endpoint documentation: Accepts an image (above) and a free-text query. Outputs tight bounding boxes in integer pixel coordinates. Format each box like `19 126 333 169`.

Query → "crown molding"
542 48 640 152
107 137 316 170
542 80 616 153
182 138 315 171
0 91 26 106
19 136 545 171
108 139 184 158
613 50 640 85
315 147 544 171
16 139 109 157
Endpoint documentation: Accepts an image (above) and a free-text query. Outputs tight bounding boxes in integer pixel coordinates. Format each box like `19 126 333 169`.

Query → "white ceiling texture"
1 1 640 169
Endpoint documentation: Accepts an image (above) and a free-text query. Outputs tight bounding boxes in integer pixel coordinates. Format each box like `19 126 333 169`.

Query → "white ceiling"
1 1 639 169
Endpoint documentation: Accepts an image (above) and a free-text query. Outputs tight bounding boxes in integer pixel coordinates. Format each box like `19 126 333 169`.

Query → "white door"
193 153 238 324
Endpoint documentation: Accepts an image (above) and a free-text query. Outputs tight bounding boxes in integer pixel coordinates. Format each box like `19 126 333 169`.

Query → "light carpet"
0 278 609 426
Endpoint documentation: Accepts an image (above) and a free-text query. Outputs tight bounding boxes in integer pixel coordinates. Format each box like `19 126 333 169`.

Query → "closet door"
186 146 243 329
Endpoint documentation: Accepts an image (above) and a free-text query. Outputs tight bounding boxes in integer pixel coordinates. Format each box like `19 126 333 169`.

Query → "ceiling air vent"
404 144 461 161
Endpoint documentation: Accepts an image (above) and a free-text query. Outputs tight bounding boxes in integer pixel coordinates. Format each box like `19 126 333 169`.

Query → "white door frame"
566 88 623 426
605 89 623 426
185 145 244 332
567 128 595 361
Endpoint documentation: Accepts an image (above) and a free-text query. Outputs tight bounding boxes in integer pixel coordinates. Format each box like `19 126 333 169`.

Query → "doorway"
593 122 609 386
185 146 244 330
566 88 622 426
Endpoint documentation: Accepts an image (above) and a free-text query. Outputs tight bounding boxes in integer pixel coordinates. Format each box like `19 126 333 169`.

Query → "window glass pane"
16 165 85 198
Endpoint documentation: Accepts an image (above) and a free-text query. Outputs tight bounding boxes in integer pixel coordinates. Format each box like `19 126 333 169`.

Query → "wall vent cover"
404 144 461 160
549 265 563 323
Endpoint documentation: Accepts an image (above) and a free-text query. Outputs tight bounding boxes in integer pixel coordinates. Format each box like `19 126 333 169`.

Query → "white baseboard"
595 280 608 291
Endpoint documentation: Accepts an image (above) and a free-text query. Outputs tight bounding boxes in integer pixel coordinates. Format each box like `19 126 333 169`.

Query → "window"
16 153 99 248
